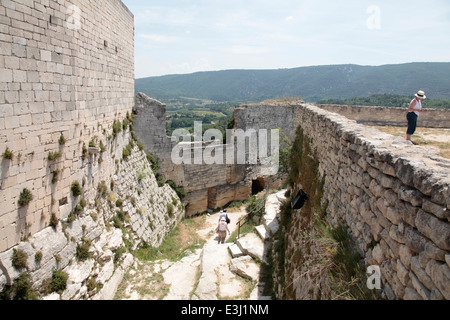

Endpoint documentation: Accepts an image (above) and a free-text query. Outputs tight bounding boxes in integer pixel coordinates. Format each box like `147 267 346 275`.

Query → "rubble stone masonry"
271 102 449 300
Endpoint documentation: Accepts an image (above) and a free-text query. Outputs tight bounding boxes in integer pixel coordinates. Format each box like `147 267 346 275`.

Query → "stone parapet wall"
290 102 450 300
316 104 450 128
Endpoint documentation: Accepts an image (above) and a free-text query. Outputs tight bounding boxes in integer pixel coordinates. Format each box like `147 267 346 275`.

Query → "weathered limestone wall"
0 1 185 300
0 144 184 300
133 92 253 216
316 104 450 128
0 0 134 251
282 102 450 300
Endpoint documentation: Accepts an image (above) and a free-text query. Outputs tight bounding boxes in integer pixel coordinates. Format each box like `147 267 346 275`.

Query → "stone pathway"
116 189 287 300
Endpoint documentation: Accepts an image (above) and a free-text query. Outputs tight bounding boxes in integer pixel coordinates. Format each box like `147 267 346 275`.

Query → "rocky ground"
372 126 450 159
114 190 287 300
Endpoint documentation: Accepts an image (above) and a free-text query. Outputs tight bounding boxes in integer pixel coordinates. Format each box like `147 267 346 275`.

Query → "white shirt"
410 98 422 117
218 221 227 231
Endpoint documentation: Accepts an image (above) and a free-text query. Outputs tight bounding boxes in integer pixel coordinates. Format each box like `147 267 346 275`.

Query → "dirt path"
115 207 251 300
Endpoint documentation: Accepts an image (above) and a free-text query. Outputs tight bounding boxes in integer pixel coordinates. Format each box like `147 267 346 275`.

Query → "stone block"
230 255 260 281
415 209 450 251
0 68 13 82
425 260 450 300
404 226 428 254
422 199 449 220
411 256 433 290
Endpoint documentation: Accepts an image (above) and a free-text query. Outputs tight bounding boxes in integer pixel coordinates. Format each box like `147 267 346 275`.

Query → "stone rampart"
316 104 450 128
281 102 450 300
0 0 134 251
133 93 256 216
0 1 185 300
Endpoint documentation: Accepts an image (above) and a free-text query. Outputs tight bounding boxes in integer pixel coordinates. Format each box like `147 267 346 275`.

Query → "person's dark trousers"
407 112 418 135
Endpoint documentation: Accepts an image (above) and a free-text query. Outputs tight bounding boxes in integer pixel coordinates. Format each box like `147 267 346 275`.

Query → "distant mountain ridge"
135 62 450 103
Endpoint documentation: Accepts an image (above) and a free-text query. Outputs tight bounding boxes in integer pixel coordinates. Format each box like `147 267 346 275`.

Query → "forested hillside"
135 62 450 103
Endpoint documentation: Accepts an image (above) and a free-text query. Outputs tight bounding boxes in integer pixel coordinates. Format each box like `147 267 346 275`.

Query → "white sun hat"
415 90 426 99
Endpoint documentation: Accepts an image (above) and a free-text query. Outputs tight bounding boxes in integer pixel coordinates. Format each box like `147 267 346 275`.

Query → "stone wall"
0 0 134 251
274 102 449 300
0 0 185 300
133 92 254 216
316 104 450 128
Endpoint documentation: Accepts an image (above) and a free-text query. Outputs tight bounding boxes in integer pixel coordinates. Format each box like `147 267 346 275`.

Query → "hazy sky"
121 0 450 78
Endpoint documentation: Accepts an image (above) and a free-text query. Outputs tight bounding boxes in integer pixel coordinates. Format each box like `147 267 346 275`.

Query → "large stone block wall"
0 142 184 299
133 92 253 216
284 102 450 300
0 1 186 300
316 104 450 128
0 0 134 251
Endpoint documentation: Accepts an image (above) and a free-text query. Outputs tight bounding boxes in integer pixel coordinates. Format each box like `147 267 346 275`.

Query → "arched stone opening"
252 177 266 195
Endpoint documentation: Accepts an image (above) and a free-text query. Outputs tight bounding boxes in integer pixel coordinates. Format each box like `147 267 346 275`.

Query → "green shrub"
18 188 33 207
99 140 106 153
2 147 13 160
87 277 98 292
49 270 68 294
167 203 174 217
11 249 29 270
79 198 87 208
155 173 165 187
147 153 160 173
175 186 186 201
71 181 83 197
167 180 186 200
76 240 91 261
97 181 109 198
122 117 130 131
89 139 96 148
48 151 62 161
51 169 60 184
81 144 88 159
4 272 38 300
58 134 66 146
34 251 43 263
122 142 133 160
49 213 59 229
67 211 75 224
112 120 122 136
245 195 265 218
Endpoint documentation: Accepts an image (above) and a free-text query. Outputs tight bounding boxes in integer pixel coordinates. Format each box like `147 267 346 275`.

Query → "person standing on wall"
406 90 426 144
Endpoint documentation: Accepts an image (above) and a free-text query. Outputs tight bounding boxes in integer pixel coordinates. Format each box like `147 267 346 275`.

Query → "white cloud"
285 16 295 23
167 58 213 75
139 34 178 43
225 45 275 55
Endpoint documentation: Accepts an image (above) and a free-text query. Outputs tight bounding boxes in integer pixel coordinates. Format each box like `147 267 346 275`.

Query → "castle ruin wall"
273 102 450 300
0 0 185 300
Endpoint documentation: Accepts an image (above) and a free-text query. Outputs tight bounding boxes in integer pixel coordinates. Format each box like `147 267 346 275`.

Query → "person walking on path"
406 90 426 144
216 217 230 244
218 209 230 224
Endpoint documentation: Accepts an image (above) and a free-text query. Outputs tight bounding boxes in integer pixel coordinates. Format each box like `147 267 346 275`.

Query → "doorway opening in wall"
207 187 217 210
252 178 266 195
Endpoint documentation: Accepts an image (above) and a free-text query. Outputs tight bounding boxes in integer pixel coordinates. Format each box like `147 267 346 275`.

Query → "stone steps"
194 190 286 300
